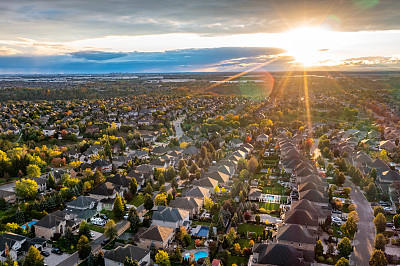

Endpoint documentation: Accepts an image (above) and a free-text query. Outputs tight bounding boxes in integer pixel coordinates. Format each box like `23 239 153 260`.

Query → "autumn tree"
113 194 125 220
369 249 387 266
15 178 38 200
337 237 353 259
129 177 138 196
104 220 117 240
374 213 387 234
78 235 91 259
155 250 170 266
247 156 259 174
23 246 44 266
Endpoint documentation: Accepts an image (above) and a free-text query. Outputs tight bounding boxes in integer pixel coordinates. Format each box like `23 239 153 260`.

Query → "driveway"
345 179 375 266
173 116 185 139
42 247 71 266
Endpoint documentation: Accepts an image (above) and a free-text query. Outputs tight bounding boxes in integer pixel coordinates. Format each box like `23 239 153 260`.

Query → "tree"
128 208 140 233
374 233 386 251
155 193 168 206
113 195 125 220
15 208 25 225
225 228 237 247
77 235 91 259
366 183 378 201
217 215 225 233
15 178 38 200
247 156 259 173
171 246 182 263
336 172 346 186
104 220 117 240
341 216 358 237
369 249 387 266
145 183 153 195
124 257 139 266
3 243 15 266
237 158 247 171
239 169 250 181
335 257 349 266
204 197 213 210
144 193 154 210
374 213 387 234
343 187 351 197
48 173 56 189
315 240 324 257
337 237 353 259
129 178 138 196
393 214 400 228
374 206 385 217
79 220 91 239
23 246 44 266
27 164 41 178
214 186 220 194
180 166 189 180
65 227 76 248
370 168 377 180
255 214 261 224
155 250 170 266
87 252 96 266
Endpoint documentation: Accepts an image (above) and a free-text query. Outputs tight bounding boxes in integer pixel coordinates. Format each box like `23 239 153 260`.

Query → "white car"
90 232 95 238
123 214 129 220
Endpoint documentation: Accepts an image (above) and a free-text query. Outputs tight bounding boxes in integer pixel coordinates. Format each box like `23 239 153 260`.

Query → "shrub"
326 257 333 264
318 256 324 262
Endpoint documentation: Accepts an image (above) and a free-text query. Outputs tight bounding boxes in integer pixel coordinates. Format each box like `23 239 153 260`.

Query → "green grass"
227 256 249 266
235 238 253 248
237 224 264 236
185 239 196 250
129 193 144 207
191 220 212 226
88 224 105 233
100 210 121 222
257 202 280 211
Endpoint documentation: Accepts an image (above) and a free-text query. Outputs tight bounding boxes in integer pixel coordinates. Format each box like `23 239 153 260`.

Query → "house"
137 225 174 250
256 134 269 143
250 243 314 266
151 206 190 229
168 197 203 218
0 190 16 203
29 177 47 192
380 140 396 152
211 259 222 266
104 244 150 266
89 182 124 201
299 189 328 207
248 188 263 201
106 174 131 191
275 224 316 251
0 233 47 261
205 171 230 185
283 209 319 230
183 186 211 199
64 196 99 220
92 159 112 173
192 177 219 194
34 210 79 239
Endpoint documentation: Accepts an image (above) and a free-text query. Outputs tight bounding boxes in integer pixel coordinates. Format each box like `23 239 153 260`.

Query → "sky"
1 0 400 73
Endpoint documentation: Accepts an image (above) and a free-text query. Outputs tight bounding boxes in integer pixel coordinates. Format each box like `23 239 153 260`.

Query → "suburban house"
151 206 190 229
0 233 47 261
275 224 317 251
92 159 113 173
64 196 100 220
0 190 16 203
34 210 79 239
89 182 124 201
168 197 203 218
250 243 314 266
136 225 174 250
248 188 263 201
183 186 211 199
192 177 218 194
104 244 151 266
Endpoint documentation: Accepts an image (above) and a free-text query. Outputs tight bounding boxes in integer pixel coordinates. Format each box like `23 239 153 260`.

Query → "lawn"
235 238 253 249
237 224 264 236
100 210 121 222
227 256 249 266
185 239 196 250
129 193 144 207
257 202 280 211
191 220 212 226
88 224 105 233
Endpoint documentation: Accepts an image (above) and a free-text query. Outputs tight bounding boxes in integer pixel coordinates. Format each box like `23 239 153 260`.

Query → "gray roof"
104 244 150 263
67 196 98 209
277 224 316 244
152 206 189 223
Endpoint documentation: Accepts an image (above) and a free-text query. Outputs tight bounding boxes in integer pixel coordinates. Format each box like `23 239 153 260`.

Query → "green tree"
79 220 91 239
374 206 385 217
87 253 96 266
255 214 261 224
129 178 138 196
247 156 259 173
48 173 56 189
337 237 353 259
77 235 91 259
23 246 44 266
341 216 358 237
27 164 41 178
145 183 153 195
369 249 387 266
155 250 170 266
113 194 125 220
128 208 140 233
143 193 154 210
374 213 387 234
335 257 349 266
374 233 386 251
15 178 38 200
180 166 189 180
104 220 117 240
370 168 377 180
217 215 225 233
65 227 76 247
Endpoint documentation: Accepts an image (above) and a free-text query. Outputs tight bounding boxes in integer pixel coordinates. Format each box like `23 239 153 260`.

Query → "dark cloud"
70 51 128 61
0 0 399 41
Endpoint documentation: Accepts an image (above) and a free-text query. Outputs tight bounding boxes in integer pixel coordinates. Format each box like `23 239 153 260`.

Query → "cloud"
0 0 399 42
70 51 128 61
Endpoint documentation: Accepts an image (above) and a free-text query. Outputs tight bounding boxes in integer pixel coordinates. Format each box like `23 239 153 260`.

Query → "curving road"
345 179 375 266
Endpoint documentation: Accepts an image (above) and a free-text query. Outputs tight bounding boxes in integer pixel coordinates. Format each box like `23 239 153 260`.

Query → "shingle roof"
139 225 173 242
284 209 319 226
277 224 316 244
253 243 306 266
104 244 150 263
152 206 189 223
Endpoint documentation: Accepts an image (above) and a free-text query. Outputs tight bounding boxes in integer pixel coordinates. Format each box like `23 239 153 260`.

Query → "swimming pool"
196 226 209 238
22 220 37 229
184 251 208 261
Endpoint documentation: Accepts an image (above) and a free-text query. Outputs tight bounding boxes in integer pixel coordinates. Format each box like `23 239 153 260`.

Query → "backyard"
237 223 264 236
129 193 144 207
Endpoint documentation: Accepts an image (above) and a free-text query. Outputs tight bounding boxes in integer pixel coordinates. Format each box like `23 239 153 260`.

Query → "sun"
281 26 335 67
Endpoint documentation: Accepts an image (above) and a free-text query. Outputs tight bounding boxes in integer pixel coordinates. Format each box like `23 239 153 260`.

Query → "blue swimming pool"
196 226 209 238
184 251 208 261
22 220 37 229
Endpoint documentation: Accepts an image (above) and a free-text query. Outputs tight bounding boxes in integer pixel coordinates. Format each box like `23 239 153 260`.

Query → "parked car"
51 248 63 255
387 222 394 227
41 251 50 257
101 238 109 246
90 232 95 238
123 213 129 220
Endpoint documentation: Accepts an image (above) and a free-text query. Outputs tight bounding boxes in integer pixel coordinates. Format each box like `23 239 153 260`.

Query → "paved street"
173 116 185 139
345 179 375 266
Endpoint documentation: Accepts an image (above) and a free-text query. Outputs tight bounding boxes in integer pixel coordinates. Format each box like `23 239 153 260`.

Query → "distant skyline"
1 0 400 73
